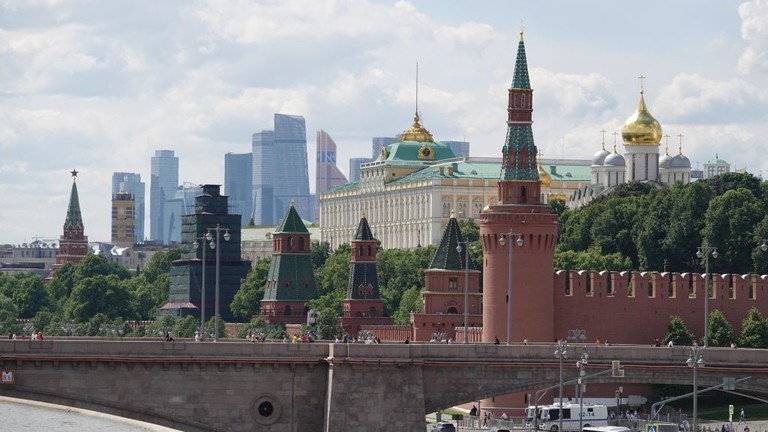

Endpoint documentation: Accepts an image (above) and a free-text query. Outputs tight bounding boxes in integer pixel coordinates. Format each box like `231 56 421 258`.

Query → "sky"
2 0 768 245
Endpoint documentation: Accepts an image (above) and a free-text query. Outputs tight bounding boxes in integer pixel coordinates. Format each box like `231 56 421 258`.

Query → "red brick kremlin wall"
552 270 768 345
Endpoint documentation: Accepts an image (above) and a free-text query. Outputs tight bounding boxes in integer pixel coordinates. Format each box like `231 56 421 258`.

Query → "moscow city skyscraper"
111 172 145 243
150 150 179 244
252 114 312 226
224 152 253 226
315 130 348 214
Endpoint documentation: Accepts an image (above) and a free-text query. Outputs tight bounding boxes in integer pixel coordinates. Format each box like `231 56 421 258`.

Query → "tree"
702 188 762 274
553 249 631 272
738 307 768 348
12 274 50 318
378 246 434 317
392 286 422 325
174 315 200 338
316 307 343 340
231 258 271 319
311 240 331 269
65 275 137 322
0 294 20 335
706 309 735 347
663 315 694 346
75 254 131 281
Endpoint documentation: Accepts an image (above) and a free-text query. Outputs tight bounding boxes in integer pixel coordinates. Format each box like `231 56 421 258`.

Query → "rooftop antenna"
415 62 419 115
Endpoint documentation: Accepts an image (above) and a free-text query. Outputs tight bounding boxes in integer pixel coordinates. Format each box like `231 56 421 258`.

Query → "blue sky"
2 0 767 244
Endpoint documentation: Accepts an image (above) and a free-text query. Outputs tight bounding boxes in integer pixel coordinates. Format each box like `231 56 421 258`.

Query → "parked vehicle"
430 422 457 432
526 403 610 432
583 427 631 432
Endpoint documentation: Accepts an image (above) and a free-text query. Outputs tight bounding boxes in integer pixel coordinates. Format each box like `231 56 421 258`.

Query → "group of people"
7 331 43 340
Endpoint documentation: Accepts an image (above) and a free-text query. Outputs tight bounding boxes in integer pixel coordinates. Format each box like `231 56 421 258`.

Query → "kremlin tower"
478 31 559 343
52 169 89 273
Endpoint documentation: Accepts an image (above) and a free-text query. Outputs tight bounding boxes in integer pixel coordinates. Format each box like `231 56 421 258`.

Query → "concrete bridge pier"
324 343 426 432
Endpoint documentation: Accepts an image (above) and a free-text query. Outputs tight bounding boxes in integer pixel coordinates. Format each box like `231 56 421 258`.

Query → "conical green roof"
429 215 475 271
274 203 308 234
512 32 530 89
64 179 84 230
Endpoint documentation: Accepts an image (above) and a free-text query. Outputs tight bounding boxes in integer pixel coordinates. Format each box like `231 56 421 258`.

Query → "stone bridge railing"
0 340 765 432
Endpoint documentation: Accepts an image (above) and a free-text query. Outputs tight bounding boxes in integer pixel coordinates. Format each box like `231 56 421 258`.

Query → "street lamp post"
193 232 214 341
499 231 523 344
576 350 589 432
456 241 471 344
687 345 705 432
554 340 569 432
696 245 718 347
208 224 231 341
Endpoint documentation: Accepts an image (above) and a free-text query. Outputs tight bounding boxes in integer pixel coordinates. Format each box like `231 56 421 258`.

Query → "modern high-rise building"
315 130 348 216
111 172 145 243
163 182 202 245
348 157 374 182
441 140 470 159
111 192 135 247
150 150 179 244
252 114 312 226
224 152 253 226
371 136 398 159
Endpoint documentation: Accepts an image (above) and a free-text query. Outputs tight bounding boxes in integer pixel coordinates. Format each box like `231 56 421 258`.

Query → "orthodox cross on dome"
664 134 671 155
612 131 619 147
678 133 685 154
638 75 646 94
600 129 607 150
70 169 79 178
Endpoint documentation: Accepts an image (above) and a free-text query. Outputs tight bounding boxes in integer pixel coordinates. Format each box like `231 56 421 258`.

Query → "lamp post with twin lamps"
456 241 471 344
499 231 523 344
687 345 705 432
554 340 569 432
576 351 589 432
696 244 718 347
193 233 213 340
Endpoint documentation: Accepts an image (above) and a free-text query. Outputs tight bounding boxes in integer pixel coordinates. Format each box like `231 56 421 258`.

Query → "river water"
0 396 182 431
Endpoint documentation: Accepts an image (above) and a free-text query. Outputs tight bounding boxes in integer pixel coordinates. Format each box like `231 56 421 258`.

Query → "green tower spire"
512 31 530 90
64 170 84 230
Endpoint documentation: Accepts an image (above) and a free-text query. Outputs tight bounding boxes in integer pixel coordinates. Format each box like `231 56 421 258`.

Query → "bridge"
0 340 765 432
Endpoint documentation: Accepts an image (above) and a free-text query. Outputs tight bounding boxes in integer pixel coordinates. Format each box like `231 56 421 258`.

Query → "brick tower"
478 31 558 343
260 202 319 325
52 169 89 273
340 214 391 336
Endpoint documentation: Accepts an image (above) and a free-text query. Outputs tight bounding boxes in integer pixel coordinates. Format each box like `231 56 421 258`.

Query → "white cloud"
655 73 768 123
738 0 768 74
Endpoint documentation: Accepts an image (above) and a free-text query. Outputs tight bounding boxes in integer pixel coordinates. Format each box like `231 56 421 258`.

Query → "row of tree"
664 307 768 348
557 173 768 274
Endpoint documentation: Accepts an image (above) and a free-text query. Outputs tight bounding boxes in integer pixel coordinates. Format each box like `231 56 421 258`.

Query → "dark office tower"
441 140 471 159
224 152 253 226
252 114 312 226
371 136 398 159
315 130 348 214
150 150 179 244
111 172 145 243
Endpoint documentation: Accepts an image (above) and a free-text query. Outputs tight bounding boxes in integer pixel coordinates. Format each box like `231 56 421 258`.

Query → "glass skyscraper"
252 114 312 226
224 152 253 226
111 172 145 243
150 149 179 244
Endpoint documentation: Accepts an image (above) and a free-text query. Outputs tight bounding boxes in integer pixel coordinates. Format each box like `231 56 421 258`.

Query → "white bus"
526 403 610 432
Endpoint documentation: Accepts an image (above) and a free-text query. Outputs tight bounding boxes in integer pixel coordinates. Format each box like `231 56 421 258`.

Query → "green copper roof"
385 140 456 162
429 216 475 270
64 180 84 230
502 126 538 181
274 204 309 234
262 254 319 301
512 35 530 89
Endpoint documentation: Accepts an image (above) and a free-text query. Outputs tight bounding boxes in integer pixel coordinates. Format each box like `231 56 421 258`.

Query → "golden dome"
537 161 551 186
400 112 434 143
621 92 662 146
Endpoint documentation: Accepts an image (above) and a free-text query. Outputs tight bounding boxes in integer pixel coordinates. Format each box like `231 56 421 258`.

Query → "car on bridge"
430 422 457 432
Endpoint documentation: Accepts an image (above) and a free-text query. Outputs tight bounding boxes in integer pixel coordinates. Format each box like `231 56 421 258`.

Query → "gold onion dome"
621 92 662 146
537 162 551 186
400 112 434 142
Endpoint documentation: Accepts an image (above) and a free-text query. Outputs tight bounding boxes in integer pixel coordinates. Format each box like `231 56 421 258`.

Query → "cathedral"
570 80 692 208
